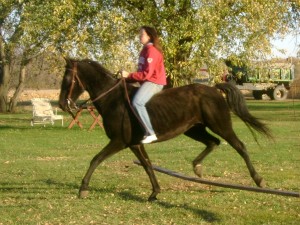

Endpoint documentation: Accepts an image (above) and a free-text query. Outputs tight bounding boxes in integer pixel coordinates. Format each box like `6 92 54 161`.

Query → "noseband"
66 62 85 111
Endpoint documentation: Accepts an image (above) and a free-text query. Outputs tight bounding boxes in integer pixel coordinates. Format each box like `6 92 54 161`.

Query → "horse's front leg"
130 145 161 201
79 140 125 198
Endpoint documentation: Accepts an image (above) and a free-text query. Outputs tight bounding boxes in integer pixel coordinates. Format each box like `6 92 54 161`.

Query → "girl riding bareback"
121 26 167 144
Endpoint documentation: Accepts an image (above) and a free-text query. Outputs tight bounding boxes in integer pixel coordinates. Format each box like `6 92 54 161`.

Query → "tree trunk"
0 63 10 112
8 65 26 112
0 33 10 112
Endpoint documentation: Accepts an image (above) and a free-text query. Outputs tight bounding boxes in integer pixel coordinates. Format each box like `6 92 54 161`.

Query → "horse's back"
149 83 226 111
146 83 229 137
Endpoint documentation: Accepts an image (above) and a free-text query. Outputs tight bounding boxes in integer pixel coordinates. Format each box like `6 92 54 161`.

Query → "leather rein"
67 61 148 132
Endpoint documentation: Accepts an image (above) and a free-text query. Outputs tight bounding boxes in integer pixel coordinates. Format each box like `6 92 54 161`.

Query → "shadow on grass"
0 179 78 191
118 191 220 223
0 179 81 199
0 124 70 130
0 179 220 222
48 179 220 222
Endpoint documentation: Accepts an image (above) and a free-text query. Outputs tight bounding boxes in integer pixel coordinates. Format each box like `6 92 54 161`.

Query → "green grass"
0 100 299 224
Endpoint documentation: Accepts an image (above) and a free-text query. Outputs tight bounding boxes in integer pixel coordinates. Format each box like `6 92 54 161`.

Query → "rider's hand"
121 70 129 78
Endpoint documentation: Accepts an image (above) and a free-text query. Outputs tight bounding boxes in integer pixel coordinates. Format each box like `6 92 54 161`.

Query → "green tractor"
225 61 296 100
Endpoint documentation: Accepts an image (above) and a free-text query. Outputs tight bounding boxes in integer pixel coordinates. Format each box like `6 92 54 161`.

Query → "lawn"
0 100 299 224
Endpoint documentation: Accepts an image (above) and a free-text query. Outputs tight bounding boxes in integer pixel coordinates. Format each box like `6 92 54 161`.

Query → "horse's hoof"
254 175 266 188
147 191 159 202
258 178 266 188
193 164 203 178
148 196 158 202
79 190 89 199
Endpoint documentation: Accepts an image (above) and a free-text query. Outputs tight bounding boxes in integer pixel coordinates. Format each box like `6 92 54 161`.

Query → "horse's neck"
87 75 119 100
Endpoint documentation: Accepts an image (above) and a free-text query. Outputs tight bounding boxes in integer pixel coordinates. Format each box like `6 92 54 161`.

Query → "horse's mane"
68 58 115 78
84 59 116 77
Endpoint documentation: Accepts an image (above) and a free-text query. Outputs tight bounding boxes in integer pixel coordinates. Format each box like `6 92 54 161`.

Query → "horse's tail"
215 82 273 140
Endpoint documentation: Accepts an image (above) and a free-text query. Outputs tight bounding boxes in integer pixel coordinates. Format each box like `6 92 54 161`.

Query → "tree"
0 1 94 111
0 0 136 112
0 0 43 112
112 0 299 84
1 0 299 112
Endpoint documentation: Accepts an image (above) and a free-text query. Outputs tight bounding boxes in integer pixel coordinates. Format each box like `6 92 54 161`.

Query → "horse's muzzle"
66 99 78 112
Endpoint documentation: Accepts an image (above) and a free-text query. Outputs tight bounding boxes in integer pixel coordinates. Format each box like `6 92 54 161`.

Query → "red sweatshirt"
127 44 167 85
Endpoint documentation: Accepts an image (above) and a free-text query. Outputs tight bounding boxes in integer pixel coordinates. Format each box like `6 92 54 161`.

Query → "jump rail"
134 161 299 198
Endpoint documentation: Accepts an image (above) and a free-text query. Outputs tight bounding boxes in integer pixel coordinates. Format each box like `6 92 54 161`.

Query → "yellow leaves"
3 0 298 87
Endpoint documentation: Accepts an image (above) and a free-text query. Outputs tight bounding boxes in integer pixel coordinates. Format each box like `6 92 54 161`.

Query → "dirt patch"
9 89 89 102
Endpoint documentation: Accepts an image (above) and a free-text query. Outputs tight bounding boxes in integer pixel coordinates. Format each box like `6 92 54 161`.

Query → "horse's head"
59 58 85 111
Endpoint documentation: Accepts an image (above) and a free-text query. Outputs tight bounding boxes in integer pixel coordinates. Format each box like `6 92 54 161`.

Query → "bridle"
66 62 85 111
66 61 123 111
67 61 148 132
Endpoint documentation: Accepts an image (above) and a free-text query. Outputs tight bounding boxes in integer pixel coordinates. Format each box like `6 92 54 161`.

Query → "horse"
59 58 272 201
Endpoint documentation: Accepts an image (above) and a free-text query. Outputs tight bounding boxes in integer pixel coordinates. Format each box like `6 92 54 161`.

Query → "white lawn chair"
30 98 64 126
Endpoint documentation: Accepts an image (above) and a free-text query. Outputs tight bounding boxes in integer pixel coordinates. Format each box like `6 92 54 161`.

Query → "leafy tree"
112 0 299 84
1 0 299 112
0 0 48 112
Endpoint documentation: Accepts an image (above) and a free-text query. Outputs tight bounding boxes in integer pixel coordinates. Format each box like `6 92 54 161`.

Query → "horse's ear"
63 57 73 67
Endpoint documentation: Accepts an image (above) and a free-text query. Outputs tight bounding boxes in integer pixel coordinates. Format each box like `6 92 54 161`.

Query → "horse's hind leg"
184 125 221 178
225 134 266 187
130 145 160 201
79 140 125 198
212 121 266 187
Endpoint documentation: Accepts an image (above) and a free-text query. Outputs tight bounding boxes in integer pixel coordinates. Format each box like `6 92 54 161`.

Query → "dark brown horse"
59 58 272 201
